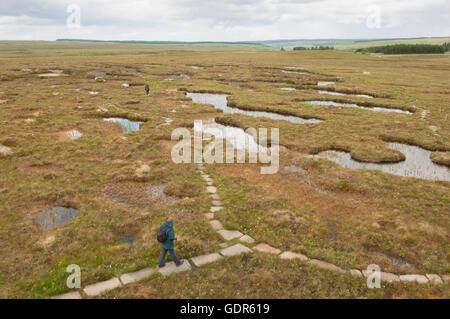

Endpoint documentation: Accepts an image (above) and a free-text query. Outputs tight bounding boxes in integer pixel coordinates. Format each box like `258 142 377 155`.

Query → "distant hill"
56 39 264 46
257 37 450 51
56 37 450 52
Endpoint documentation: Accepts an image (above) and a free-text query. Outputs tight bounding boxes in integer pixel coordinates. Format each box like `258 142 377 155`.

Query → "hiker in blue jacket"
158 217 183 267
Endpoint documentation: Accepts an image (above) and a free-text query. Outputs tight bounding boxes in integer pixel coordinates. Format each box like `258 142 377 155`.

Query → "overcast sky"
0 0 449 41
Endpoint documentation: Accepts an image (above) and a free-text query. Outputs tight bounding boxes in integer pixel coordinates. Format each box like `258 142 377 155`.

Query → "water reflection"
284 164 306 174
317 81 335 86
308 142 450 181
318 90 373 98
193 119 272 153
281 70 311 75
304 100 411 114
103 117 143 133
34 207 79 231
187 92 321 124
114 234 135 245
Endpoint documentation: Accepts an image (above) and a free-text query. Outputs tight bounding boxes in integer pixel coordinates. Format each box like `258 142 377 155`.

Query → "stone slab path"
219 244 252 257
218 229 244 241
193 163 446 287
84 277 122 297
50 291 82 299
279 251 308 261
362 270 400 283
239 235 255 244
158 260 192 276
206 186 217 193
309 259 346 274
50 161 448 299
253 243 282 255
204 213 214 219
120 268 155 285
191 253 222 267
210 220 224 230
399 274 429 284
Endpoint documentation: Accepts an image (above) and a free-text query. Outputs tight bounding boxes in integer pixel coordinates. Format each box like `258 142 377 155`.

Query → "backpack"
157 226 168 243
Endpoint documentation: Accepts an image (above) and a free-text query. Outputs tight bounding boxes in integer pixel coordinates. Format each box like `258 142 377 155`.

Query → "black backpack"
157 226 168 243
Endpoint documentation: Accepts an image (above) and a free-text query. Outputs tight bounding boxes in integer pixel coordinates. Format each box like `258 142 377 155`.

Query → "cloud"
0 0 449 40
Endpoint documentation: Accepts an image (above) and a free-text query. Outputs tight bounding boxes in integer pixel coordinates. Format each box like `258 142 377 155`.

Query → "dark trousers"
159 247 181 267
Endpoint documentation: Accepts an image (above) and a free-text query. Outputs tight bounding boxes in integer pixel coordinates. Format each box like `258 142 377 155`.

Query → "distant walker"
145 83 150 95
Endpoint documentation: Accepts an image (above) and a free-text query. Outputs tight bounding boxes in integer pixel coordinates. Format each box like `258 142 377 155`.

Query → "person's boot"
176 260 184 267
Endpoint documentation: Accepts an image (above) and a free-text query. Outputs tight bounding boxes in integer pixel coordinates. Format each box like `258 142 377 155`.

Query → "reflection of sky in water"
186 92 321 124
280 88 296 91
284 164 306 174
281 70 310 75
304 100 411 114
34 207 78 231
103 118 143 133
318 90 345 96
318 90 373 98
114 234 135 245
194 120 273 153
317 81 335 86
309 142 450 181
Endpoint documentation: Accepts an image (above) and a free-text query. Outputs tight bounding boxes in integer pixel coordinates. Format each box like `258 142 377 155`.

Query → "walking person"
157 217 183 267
145 83 150 95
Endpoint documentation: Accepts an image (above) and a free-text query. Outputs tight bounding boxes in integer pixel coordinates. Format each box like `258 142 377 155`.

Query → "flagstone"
204 213 214 219
209 220 224 230
217 229 243 241
219 243 252 257
83 277 122 297
191 253 222 267
253 243 282 255
426 274 443 285
308 259 346 274
239 235 255 244
399 274 429 284
210 206 223 213
206 186 217 194
120 268 155 285
50 291 82 299
279 251 308 261
349 269 363 277
157 260 191 276
362 270 400 283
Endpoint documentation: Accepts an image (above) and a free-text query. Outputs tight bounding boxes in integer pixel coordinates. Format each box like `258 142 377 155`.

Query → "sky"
0 0 449 41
